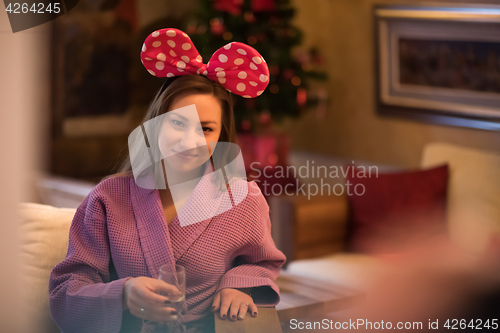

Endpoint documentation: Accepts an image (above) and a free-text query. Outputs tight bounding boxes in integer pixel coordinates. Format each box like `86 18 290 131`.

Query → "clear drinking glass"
158 264 186 332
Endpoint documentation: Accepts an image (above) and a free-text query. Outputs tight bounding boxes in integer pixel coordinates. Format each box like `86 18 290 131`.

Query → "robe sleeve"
49 187 131 333
216 182 287 307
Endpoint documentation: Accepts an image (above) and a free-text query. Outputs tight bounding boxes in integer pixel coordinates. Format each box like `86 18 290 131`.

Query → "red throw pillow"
346 164 449 254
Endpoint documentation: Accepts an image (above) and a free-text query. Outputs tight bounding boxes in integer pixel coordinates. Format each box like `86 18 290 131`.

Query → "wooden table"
276 270 364 322
214 308 282 333
214 271 364 333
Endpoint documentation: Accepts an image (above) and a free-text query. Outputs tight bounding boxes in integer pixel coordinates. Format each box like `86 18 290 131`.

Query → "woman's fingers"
136 286 171 306
216 288 258 320
237 302 248 320
219 294 233 320
248 302 258 317
124 277 182 322
150 279 183 299
129 299 178 322
211 291 221 312
126 277 179 306
229 300 241 321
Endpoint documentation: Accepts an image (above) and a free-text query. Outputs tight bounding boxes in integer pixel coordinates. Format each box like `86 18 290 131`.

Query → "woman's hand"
123 277 182 322
211 288 258 321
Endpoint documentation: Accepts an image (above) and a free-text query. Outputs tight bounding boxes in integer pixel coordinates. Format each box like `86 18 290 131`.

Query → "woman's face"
158 93 223 173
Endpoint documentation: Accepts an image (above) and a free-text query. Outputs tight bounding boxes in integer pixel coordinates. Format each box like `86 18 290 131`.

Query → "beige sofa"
19 203 76 333
272 142 500 289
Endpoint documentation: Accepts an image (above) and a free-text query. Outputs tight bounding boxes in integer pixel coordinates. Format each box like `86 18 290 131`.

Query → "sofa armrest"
269 194 349 264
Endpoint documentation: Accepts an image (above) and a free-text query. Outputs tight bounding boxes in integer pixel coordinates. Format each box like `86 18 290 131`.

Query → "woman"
49 28 286 333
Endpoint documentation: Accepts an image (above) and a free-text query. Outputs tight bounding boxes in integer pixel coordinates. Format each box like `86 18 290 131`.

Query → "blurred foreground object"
335 235 500 332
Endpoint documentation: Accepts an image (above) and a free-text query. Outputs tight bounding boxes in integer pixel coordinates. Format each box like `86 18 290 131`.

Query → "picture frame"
374 4 500 130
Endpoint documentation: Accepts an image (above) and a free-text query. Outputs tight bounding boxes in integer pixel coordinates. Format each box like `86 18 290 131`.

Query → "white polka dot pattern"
140 28 270 98
157 53 166 61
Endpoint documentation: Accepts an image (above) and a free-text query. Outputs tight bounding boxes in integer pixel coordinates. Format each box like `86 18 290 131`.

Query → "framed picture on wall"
374 5 500 130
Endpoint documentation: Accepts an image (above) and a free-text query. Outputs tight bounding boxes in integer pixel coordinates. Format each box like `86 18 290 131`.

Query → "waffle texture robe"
49 163 286 333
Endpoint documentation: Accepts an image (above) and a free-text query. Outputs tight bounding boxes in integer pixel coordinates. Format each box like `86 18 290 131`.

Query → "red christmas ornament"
245 98 256 109
241 120 251 131
244 11 256 23
310 47 324 65
252 0 275 12
313 54 324 65
283 69 294 80
213 0 275 15
210 18 225 36
247 35 258 45
196 25 208 34
294 50 311 65
297 88 307 106
114 0 138 31
213 0 242 15
259 111 271 124
187 23 197 34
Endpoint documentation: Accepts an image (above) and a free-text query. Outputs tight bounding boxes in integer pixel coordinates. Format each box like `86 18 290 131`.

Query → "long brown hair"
106 75 237 181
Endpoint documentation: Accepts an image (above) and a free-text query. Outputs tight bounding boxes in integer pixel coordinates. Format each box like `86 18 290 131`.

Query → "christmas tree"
183 0 328 132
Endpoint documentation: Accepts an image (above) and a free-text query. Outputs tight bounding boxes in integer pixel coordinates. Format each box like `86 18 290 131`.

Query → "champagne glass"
158 264 186 332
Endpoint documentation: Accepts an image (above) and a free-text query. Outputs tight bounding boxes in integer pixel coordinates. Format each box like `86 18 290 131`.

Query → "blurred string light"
209 17 220 25
297 88 307 106
196 25 207 34
247 36 257 45
268 153 278 165
291 76 301 86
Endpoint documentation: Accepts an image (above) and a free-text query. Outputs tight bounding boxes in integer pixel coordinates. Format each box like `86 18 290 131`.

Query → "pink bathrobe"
49 162 286 333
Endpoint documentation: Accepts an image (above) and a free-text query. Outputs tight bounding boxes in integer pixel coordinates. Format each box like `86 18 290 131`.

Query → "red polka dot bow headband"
140 28 270 98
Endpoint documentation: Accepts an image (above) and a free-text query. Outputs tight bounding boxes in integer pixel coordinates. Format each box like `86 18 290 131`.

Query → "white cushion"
421 143 500 255
19 203 76 333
